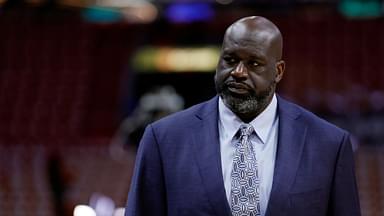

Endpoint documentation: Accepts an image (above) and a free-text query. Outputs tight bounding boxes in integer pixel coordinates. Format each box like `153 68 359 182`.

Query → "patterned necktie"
230 124 261 216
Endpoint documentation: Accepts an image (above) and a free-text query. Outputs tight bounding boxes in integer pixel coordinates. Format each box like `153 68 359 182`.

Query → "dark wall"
0 6 383 143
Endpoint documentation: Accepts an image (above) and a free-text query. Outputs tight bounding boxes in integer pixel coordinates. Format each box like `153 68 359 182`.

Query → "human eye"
248 60 261 68
223 55 238 65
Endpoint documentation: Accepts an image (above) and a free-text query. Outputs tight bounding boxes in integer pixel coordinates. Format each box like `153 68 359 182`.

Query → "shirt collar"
218 94 278 144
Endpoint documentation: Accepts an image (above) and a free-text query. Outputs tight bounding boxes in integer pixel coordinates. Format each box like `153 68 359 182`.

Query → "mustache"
224 81 252 90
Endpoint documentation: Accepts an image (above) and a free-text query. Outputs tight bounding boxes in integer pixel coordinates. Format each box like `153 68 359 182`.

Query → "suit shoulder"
151 97 216 130
282 99 348 138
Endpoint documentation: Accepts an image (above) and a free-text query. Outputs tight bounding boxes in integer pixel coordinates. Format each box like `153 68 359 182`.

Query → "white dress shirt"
218 94 279 216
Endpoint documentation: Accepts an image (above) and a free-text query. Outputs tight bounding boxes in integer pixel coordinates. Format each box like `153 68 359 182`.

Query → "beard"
215 79 275 116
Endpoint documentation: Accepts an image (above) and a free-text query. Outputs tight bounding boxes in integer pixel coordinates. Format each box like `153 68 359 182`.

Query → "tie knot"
239 124 254 137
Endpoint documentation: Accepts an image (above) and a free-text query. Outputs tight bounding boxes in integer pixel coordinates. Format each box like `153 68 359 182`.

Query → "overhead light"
120 2 158 23
133 46 220 73
83 6 123 23
165 2 214 23
339 0 382 19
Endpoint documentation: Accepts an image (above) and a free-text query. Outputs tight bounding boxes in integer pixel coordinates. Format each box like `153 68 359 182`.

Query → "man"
125 16 361 216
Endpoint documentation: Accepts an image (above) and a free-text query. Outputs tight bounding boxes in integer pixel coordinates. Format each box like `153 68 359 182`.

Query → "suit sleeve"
125 124 167 216
328 132 361 216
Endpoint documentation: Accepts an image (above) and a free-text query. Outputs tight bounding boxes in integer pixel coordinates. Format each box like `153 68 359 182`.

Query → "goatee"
215 80 274 116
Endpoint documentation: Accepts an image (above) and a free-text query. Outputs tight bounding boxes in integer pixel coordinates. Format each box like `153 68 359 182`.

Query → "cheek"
214 72 224 86
249 74 273 90
217 60 234 77
252 67 277 85
215 69 231 82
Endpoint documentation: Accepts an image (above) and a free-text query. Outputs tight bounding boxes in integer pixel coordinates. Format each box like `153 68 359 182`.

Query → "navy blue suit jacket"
125 96 361 216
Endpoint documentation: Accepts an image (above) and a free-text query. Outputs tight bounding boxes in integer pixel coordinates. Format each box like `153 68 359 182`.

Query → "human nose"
230 62 248 78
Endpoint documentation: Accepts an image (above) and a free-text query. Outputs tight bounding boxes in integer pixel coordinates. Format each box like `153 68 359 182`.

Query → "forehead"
223 23 276 51
227 22 274 43
222 33 271 59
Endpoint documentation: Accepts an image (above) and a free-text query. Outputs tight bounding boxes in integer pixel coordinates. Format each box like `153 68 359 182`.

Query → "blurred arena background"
0 0 384 215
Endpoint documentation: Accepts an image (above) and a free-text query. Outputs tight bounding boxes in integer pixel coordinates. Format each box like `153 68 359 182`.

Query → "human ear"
275 60 285 83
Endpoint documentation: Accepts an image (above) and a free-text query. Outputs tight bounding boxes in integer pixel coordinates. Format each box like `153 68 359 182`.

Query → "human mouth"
226 82 251 95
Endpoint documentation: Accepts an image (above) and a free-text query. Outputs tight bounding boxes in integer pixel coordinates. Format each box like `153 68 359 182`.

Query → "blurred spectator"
109 86 184 159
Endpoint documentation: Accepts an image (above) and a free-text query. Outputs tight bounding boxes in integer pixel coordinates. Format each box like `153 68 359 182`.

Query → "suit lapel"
265 97 307 216
191 96 232 216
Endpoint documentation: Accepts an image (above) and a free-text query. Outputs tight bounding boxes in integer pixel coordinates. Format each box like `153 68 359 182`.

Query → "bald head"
224 16 283 60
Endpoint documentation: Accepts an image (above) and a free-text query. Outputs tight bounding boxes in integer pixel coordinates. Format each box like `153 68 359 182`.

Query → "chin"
221 93 261 115
216 80 275 115
220 88 274 116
